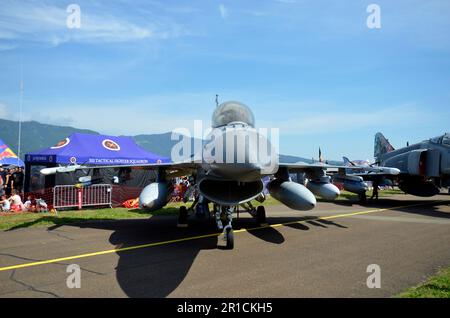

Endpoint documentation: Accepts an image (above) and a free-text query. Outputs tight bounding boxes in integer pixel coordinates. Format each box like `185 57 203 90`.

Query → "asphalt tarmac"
0 193 449 298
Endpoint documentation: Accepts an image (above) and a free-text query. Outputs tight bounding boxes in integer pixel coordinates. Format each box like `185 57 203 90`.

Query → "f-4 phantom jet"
41 101 399 249
371 132 450 197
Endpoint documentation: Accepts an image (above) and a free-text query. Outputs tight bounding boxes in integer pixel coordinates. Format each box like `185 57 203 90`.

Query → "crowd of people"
0 166 47 213
0 166 24 195
171 176 195 202
0 190 48 213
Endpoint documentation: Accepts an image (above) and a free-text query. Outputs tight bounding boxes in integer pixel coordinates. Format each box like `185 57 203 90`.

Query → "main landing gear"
256 206 267 225
358 192 367 203
177 201 268 250
177 206 188 228
241 202 267 226
177 194 209 227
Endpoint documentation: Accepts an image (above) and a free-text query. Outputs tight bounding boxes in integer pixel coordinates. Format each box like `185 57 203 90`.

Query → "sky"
0 0 449 161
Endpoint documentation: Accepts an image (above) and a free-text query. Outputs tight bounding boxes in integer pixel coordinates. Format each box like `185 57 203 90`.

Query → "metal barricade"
53 184 112 209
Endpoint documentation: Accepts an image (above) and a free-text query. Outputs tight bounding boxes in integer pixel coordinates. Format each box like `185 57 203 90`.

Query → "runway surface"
0 193 449 298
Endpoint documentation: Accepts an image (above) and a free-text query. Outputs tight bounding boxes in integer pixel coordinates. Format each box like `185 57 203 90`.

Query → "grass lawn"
337 188 404 201
0 189 404 231
396 267 450 298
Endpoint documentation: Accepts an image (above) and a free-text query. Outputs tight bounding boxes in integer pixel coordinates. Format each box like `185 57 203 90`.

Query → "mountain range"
0 118 342 165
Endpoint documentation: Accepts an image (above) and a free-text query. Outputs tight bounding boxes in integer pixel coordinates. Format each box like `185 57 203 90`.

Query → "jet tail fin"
342 156 355 166
374 132 395 162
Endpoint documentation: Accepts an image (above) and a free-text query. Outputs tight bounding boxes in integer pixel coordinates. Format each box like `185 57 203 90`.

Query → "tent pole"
17 63 23 166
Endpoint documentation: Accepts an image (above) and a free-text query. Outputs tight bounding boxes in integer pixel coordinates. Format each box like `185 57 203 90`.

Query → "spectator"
9 189 24 212
5 169 14 196
12 167 24 193
24 195 37 212
370 179 380 201
0 170 4 197
36 198 48 212
0 194 10 212
0 166 6 183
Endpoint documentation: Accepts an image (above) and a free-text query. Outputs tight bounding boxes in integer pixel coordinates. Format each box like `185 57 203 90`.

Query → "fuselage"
380 135 450 178
379 133 450 194
200 122 278 182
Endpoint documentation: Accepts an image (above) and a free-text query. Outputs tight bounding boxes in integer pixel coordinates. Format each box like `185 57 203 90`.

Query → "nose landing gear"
215 205 235 249
177 206 188 228
256 206 267 226
224 225 234 249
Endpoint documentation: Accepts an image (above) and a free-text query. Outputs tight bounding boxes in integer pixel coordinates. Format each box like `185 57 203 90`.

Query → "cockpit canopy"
212 101 255 128
429 133 450 145
442 133 450 146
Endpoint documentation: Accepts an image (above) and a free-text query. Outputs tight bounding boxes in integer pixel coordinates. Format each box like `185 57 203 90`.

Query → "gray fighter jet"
372 132 450 196
41 101 399 249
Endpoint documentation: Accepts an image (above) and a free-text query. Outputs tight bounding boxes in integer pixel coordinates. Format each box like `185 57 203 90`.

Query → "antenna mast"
17 64 23 165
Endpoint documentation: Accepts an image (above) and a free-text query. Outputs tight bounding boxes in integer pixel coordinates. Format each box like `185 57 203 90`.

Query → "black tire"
358 192 367 203
256 206 266 224
178 206 188 226
225 227 234 250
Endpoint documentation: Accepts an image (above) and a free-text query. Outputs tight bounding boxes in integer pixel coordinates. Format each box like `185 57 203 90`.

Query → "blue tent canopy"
25 133 170 165
0 138 25 167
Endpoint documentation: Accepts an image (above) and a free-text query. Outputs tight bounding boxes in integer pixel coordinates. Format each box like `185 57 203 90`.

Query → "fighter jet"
41 101 399 249
371 132 450 197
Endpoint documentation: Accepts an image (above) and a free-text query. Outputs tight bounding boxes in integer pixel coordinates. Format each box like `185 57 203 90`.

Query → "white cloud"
0 43 17 51
257 104 429 136
219 4 228 20
0 103 8 118
0 0 186 47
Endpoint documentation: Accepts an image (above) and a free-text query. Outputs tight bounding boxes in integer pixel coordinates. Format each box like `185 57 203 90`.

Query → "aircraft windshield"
430 136 442 144
212 101 255 128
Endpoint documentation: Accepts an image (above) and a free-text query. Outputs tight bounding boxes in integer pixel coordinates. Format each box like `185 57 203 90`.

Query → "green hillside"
0 118 341 164
0 119 98 157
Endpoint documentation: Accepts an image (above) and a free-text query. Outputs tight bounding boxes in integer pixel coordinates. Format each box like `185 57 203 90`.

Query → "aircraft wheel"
177 206 188 228
256 206 267 225
225 227 234 250
358 192 367 203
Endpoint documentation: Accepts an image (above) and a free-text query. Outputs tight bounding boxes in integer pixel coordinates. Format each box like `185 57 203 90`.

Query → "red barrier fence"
22 184 181 211
23 185 143 210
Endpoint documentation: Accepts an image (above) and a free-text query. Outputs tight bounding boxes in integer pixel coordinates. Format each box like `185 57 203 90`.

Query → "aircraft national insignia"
102 139 120 151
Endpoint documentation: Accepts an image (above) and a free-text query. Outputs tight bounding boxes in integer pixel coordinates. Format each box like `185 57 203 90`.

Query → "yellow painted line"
234 200 446 233
0 200 446 272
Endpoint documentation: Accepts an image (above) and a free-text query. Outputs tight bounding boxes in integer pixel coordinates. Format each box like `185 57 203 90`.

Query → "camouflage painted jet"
371 132 450 196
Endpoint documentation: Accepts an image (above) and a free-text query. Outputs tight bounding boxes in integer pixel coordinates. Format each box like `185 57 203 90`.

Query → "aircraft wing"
279 162 400 175
40 161 199 178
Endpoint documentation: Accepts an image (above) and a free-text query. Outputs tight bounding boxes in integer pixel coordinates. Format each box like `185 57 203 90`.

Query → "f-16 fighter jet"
41 101 399 249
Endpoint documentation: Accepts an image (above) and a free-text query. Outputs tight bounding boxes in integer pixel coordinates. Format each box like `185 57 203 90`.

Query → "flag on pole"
319 147 324 163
